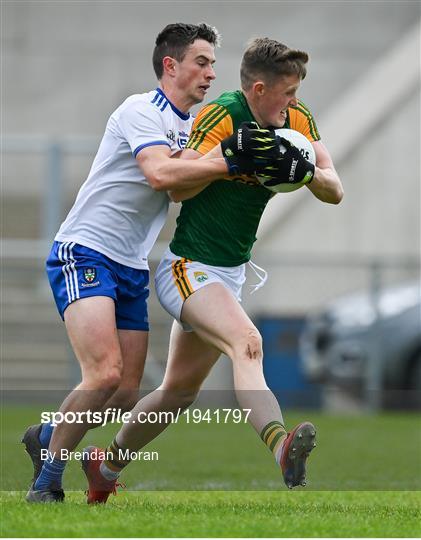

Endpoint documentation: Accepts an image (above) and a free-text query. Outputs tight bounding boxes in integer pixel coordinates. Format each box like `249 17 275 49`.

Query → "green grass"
1 405 421 537
1 491 420 537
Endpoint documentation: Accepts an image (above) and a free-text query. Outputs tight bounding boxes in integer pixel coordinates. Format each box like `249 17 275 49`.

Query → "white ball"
257 128 316 193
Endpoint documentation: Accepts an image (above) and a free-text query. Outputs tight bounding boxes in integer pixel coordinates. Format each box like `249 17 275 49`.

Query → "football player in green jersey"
82 38 343 500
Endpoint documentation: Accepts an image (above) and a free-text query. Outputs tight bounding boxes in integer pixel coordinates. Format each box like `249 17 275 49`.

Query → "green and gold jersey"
170 90 320 266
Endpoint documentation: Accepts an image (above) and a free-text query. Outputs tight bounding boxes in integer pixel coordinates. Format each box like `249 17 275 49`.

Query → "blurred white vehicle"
300 281 421 409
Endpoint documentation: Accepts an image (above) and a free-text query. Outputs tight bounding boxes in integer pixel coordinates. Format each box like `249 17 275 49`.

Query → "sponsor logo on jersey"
166 129 175 143
83 268 96 283
177 130 189 149
194 271 208 283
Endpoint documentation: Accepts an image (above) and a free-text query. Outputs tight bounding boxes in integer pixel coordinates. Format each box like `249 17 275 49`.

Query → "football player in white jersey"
23 23 282 503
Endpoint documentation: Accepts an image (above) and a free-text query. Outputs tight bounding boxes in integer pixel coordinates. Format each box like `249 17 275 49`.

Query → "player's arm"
168 146 221 202
124 99 278 193
289 101 343 204
137 145 228 192
137 125 277 193
121 99 229 192
307 140 344 204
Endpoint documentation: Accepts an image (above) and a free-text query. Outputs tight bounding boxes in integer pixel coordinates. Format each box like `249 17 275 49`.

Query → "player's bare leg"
26 296 148 502
23 321 147 492
48 297 124 454
116 321 220 449
82 321 220 503
181 284 282 432
181 283 316 488
101 329 148 413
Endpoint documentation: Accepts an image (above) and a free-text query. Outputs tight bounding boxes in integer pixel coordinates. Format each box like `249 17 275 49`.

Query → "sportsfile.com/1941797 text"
40 408 252 427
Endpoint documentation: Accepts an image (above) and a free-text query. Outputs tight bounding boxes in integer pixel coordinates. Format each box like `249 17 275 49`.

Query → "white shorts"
155 248 247 331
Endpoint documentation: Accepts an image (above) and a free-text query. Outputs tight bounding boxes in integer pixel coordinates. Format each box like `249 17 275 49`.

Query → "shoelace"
85 480 126 499
248 260 268 294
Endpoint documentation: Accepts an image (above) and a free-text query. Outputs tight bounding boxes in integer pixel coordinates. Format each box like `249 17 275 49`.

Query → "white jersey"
56 88 194 270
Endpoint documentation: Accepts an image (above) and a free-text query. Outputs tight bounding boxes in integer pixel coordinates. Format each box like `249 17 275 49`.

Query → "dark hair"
153 23 221 79
240 38 308 90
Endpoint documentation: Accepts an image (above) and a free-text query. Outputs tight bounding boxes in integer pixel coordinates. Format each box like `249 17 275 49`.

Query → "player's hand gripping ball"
221 122 280 176
256 129 316 193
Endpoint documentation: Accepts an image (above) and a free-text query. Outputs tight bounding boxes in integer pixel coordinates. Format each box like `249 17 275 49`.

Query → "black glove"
221 122 281 176
259 138 315 187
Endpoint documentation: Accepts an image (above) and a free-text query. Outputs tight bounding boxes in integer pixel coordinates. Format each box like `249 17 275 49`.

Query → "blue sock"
34 453 66 490
39 423 54 448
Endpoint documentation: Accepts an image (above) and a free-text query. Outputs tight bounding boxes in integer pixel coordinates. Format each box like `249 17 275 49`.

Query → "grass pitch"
2 491 420 537
1 405 420 537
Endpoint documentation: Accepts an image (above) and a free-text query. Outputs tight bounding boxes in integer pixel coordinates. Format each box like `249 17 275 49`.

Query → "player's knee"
82 350 123 388
89 364 123 392
104 366 123 390
232 327 263 364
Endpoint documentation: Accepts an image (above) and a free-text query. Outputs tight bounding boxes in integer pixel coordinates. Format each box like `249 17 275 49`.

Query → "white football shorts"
155 248 247 331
